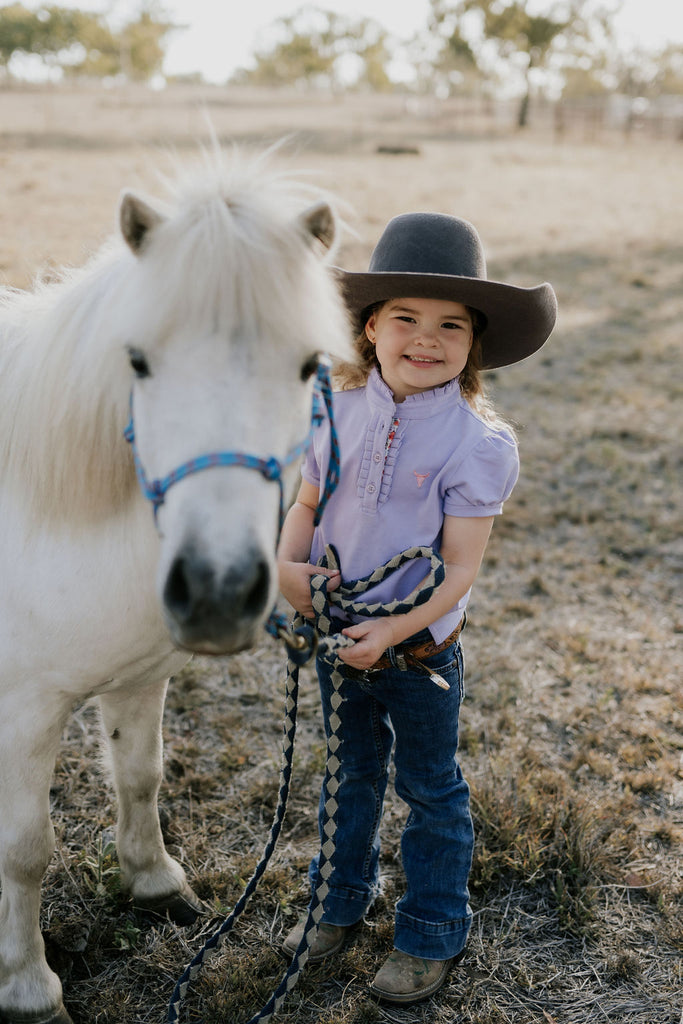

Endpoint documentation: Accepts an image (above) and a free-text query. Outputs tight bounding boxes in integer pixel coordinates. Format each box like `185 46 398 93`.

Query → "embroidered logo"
414 471 430 488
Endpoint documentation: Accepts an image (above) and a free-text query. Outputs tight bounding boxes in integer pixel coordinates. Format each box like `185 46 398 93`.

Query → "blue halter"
124 357 338 530
124 357 339 640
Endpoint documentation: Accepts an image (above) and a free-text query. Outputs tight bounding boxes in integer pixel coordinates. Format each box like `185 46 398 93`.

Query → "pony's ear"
120 192 164 254
299 201 336 252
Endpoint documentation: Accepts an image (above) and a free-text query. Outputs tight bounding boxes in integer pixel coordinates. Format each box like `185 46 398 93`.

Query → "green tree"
429 0 606 126
242 28 333 87
0 4 109 69
59 11 120 76
123 11 172 79
0 4 40 62
234 5 393 90
429 24 479 95
69 10 173 79
354 23 392 91
0 3 173 80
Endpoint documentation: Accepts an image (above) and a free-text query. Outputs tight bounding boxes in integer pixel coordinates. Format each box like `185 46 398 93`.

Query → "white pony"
0 149 351 1024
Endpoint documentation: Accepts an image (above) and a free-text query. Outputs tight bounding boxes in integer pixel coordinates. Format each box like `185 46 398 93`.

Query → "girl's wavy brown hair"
333 301 511 430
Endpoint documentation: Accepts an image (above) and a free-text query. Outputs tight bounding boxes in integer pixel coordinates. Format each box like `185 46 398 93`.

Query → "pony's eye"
300 353 320 382
127 346 150 379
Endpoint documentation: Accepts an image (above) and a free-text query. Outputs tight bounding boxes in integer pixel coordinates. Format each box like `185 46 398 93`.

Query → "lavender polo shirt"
302 368 519 644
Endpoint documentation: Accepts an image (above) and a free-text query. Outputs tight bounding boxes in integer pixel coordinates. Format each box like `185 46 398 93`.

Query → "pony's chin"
167 622 260 657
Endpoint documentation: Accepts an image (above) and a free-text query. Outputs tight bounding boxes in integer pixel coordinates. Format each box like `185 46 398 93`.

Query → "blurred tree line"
0 3 172 78
233 1 683 126
1 0 681 124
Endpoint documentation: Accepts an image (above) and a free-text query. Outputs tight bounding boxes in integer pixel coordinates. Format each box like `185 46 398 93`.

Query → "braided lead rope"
167 631 310 1024
167 544 444 1024
311 359 339 529
166 622 353 1024
317 545 445 619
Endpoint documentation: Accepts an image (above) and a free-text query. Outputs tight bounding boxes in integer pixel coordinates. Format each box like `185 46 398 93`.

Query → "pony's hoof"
134 883 204 925
0 1003 74 1024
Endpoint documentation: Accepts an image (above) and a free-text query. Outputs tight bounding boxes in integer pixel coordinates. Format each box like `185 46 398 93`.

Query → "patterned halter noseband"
124 356 338 532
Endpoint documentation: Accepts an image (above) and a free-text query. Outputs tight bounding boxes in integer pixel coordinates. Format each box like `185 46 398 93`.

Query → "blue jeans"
308 631 473 960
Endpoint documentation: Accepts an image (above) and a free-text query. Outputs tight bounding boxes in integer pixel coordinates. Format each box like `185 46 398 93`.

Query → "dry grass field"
1 84 681 1024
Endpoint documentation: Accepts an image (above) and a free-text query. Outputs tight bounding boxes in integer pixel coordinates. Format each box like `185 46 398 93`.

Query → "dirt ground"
1 84 681 1024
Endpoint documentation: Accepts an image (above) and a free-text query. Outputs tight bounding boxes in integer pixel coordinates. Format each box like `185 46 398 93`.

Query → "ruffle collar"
365 367 463 418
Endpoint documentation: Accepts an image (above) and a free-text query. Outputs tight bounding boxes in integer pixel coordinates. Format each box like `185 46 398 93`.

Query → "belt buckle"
395 651 408 672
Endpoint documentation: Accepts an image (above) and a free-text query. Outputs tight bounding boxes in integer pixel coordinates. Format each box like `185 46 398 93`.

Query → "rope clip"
279 623 318 666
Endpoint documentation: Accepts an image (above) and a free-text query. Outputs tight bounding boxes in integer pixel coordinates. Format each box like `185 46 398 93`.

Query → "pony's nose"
163 544 270 650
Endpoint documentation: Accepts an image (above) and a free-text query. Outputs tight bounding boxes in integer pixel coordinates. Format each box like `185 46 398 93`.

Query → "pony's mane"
0 245 137 528
0 149 349 528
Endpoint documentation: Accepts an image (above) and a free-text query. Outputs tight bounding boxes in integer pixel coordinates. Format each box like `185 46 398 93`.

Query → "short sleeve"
443 431 519 517
301 433 321 487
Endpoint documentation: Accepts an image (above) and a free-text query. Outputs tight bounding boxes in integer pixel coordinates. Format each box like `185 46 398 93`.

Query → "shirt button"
373 452 382 463
367 483 376 494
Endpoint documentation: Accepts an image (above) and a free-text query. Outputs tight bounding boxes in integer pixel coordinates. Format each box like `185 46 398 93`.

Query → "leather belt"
368 615 465 672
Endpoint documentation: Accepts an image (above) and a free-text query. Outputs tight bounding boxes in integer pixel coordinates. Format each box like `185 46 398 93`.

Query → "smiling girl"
277 212 557 1004
366 297 475 399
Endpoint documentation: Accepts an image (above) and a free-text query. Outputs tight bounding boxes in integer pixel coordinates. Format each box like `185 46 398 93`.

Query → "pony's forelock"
130 147 349 343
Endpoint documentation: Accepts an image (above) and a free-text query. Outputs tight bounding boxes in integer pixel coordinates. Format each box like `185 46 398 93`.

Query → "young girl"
277 212 557 1005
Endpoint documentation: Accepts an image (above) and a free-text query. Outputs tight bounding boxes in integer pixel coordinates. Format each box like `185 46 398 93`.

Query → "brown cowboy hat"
336 212 557 369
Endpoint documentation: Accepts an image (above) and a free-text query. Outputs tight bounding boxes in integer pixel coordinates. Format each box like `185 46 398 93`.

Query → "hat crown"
368 212 487 280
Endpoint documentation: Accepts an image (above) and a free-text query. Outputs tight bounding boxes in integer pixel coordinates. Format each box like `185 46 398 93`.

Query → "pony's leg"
0 699 73 1024
99 679 202 924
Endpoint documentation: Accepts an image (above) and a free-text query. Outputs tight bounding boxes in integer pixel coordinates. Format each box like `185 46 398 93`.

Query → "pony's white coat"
0 149 351 1024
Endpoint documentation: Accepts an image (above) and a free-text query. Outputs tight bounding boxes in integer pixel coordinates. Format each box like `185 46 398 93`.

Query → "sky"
17 0 683 84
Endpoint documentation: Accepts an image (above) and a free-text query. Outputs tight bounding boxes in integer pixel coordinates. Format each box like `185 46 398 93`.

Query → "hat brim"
335 269 557 369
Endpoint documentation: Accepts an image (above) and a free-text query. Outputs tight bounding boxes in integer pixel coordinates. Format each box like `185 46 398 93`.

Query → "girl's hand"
277 561 340 618
338 619 396 670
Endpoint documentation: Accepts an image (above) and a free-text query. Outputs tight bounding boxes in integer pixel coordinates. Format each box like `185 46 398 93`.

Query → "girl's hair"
333 300 514 433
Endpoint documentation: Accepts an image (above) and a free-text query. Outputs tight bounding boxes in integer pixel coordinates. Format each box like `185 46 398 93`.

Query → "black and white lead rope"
166 544 446 1024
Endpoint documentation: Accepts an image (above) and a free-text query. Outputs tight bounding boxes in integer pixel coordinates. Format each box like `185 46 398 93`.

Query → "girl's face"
366 297 474 402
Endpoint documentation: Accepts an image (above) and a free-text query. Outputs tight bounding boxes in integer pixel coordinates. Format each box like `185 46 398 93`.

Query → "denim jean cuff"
316 883 377 928
394 907 472 960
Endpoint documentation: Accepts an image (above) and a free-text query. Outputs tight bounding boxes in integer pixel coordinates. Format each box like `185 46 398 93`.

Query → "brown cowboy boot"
282 917 351 963
369 948 464 1004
